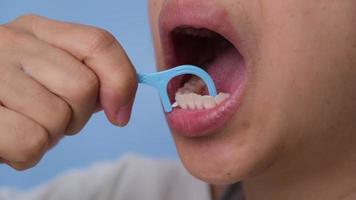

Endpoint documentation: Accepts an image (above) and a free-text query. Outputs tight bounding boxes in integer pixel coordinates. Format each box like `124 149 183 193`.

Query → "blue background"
0 0 178 189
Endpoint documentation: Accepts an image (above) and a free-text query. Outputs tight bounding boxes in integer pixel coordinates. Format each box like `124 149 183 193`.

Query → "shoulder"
0 155 211 200
108 155 211 200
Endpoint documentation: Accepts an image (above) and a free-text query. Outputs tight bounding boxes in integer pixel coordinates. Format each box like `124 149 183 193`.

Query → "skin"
0 15 137 170
149 0 356 199
1 0 356 199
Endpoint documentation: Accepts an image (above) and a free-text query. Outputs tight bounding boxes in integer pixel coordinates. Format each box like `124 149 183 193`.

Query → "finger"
6 160 43 171
15 31 99 134
0 106 48 169
0 63 71 142
9 15 138 126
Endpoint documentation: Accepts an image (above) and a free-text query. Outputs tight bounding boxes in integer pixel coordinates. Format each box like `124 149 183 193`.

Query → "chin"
171 123 284 185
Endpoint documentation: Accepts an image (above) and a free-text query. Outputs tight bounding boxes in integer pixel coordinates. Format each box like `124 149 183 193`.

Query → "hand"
0 15 137 170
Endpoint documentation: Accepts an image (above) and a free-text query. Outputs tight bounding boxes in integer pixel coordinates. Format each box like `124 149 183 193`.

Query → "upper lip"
159 0 244 69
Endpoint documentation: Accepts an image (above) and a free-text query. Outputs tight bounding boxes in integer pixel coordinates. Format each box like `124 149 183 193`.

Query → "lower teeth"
172 77 230 110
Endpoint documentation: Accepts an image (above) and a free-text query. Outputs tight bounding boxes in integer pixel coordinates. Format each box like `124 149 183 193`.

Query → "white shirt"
0 155 211 200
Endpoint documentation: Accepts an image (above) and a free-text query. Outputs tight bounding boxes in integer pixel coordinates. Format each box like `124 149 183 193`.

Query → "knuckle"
68 69 99 102
79 69 99 93
0 26 16 47
10 160 39 171
0 26 7 46
0 14 45 47
0 26 10 37
12 14 45 29
50 98 72 131
14 14 40 23
13 165 29 171
63 72 98 135
19 123 48 163
83 28 116 54
65 121 86 136
0 25 32 49
116 72 138 96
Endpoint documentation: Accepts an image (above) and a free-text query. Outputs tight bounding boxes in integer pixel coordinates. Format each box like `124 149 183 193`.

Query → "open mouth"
159 2 247 137
169 27 241 110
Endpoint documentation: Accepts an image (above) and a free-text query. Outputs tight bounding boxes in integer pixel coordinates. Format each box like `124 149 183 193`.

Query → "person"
1 0 356 199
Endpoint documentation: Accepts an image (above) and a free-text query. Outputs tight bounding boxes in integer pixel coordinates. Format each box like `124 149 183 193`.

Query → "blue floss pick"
137 65 217 112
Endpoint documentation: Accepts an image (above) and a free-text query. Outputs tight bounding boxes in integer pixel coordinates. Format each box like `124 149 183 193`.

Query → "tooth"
173 76 232 110
190 78 205 92
215 93 230 104
185 94 194 110
186 79 197 87
196 79 205 90
177 27 218 38
185 28 198 36
186 28 194 34
183 82 196 92
180 95 188 109
177 88 185 94
200 29 213 37
174 94 181 105
202 95 216 109
194 94 203 110
172 102 179 108
175 94 186 109
177 87 191 94
184 77 206 93
173 92 230 110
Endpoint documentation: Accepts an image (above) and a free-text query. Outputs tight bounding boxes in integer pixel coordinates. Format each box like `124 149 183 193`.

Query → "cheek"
257 0 356 137
159 0 356 185
244 0 356 173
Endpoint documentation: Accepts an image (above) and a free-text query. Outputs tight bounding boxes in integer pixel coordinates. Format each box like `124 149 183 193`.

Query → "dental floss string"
137 65 217 112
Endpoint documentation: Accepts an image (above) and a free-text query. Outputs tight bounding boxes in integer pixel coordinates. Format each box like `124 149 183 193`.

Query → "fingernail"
116 103 133 126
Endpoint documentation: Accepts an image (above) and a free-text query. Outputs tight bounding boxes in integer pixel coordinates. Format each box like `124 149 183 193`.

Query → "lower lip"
166 47 247 137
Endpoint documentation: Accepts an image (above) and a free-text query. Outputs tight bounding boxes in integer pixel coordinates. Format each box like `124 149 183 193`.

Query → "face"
148 0 356 184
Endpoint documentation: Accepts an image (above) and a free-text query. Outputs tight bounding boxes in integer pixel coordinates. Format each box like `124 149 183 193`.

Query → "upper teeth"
172 77 230 110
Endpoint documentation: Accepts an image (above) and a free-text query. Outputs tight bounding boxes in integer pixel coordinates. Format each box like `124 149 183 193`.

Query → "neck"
244 130 356 200
211 185 229 200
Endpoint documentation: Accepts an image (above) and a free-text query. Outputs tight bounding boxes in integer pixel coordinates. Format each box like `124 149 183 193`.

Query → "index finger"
8 15 137 126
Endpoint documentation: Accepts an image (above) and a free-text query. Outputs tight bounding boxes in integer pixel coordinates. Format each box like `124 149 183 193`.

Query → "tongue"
205 47 245 94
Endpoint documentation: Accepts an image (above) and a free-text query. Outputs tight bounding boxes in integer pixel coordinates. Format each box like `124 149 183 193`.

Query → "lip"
159 0 248 137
